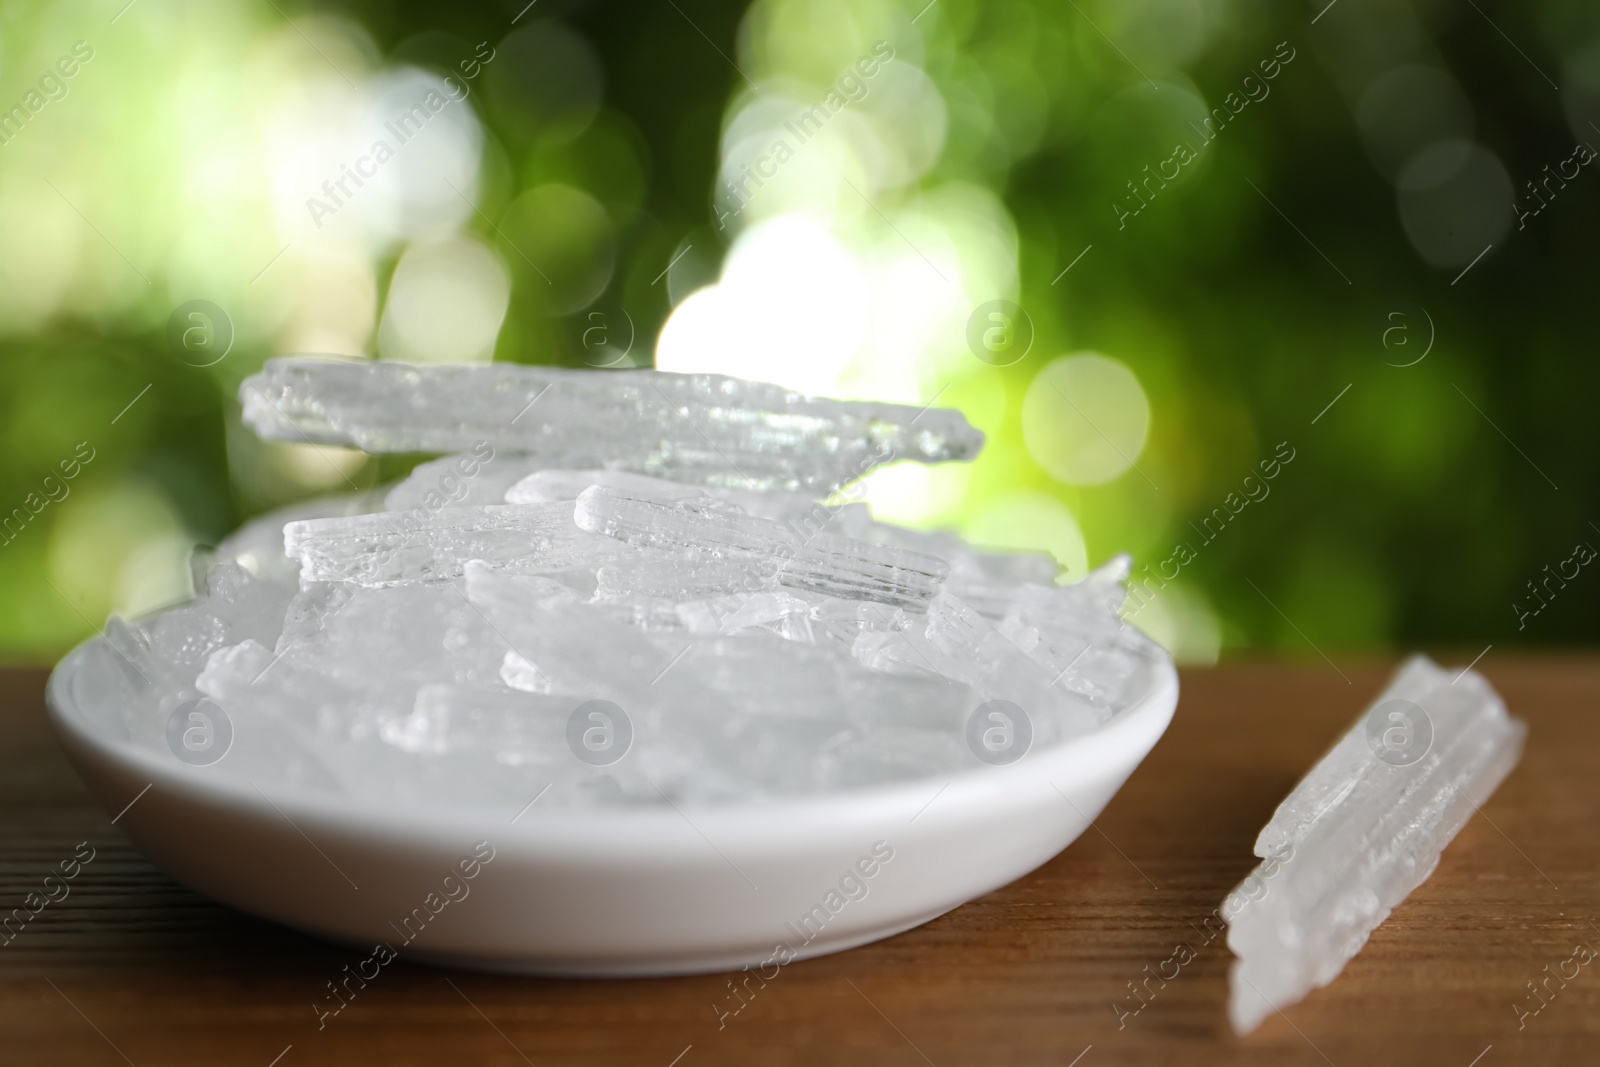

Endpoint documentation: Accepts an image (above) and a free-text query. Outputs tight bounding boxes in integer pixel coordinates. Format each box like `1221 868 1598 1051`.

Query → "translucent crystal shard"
573 485 949 610
240 357 985 493
594 556 766 602
1224 655 1526 1034
103 564 295 697
991 556 1149 712
283 503 633 585
854 522 1062 594
675 590 814 637
463 562 724 714
216 490 386 586
506 468 820 522
380 684 571 761
919 592 1101 737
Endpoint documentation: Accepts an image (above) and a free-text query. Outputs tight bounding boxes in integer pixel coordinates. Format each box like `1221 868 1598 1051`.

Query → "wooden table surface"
1 656 1596 1066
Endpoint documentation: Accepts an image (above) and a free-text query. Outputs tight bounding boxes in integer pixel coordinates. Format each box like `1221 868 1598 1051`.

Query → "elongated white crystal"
1224 655 1526 1034
990 556 1147 711
1250 656 1448 859
102 564 294 697
507 468 820 521
574 485 948 610
462 561 723 712
594 556 768 602
854 523 1063 593
283 503 633 585
675 590 814 637
216 490 386 585
240 357 984 492
921 593 1102 733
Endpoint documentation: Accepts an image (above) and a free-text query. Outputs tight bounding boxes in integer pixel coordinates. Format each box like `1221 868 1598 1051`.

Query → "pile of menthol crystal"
70 358 1163 809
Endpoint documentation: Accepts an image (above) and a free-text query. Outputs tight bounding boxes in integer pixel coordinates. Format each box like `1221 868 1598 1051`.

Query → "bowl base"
397 905 958 978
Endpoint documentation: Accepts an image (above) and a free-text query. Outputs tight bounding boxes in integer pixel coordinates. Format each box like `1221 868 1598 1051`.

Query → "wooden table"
2 657 1595 1066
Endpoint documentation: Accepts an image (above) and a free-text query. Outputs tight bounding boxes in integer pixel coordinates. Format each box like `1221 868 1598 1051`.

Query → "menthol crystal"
283 503 633 585
573 485 949 610
241 357 985 493
76 361 1167 810
1224 655 1526 1033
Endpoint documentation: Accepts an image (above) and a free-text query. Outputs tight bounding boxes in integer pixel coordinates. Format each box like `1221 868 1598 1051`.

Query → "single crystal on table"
283 503 635 585
240 357 984 493
574 485 949 610
1224 655 1527 1034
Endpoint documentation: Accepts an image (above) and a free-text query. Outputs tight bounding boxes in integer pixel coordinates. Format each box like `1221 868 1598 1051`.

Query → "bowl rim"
47 635 1179 854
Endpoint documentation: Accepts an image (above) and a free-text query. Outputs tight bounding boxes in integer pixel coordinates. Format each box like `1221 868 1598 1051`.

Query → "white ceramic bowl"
47 638 1177 976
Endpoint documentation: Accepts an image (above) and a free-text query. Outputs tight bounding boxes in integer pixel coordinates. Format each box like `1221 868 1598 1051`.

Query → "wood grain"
1 657 1596 1066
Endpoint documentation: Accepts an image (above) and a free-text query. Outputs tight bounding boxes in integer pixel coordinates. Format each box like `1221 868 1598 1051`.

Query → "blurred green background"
1 0 1595 664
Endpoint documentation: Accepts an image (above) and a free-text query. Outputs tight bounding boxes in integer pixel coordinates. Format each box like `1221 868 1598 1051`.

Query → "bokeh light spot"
498 183 615 316
379 237 510 364
1357 65 1475 182
1022 354 1151 486
1396 141 1512 268
656 215 868 396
